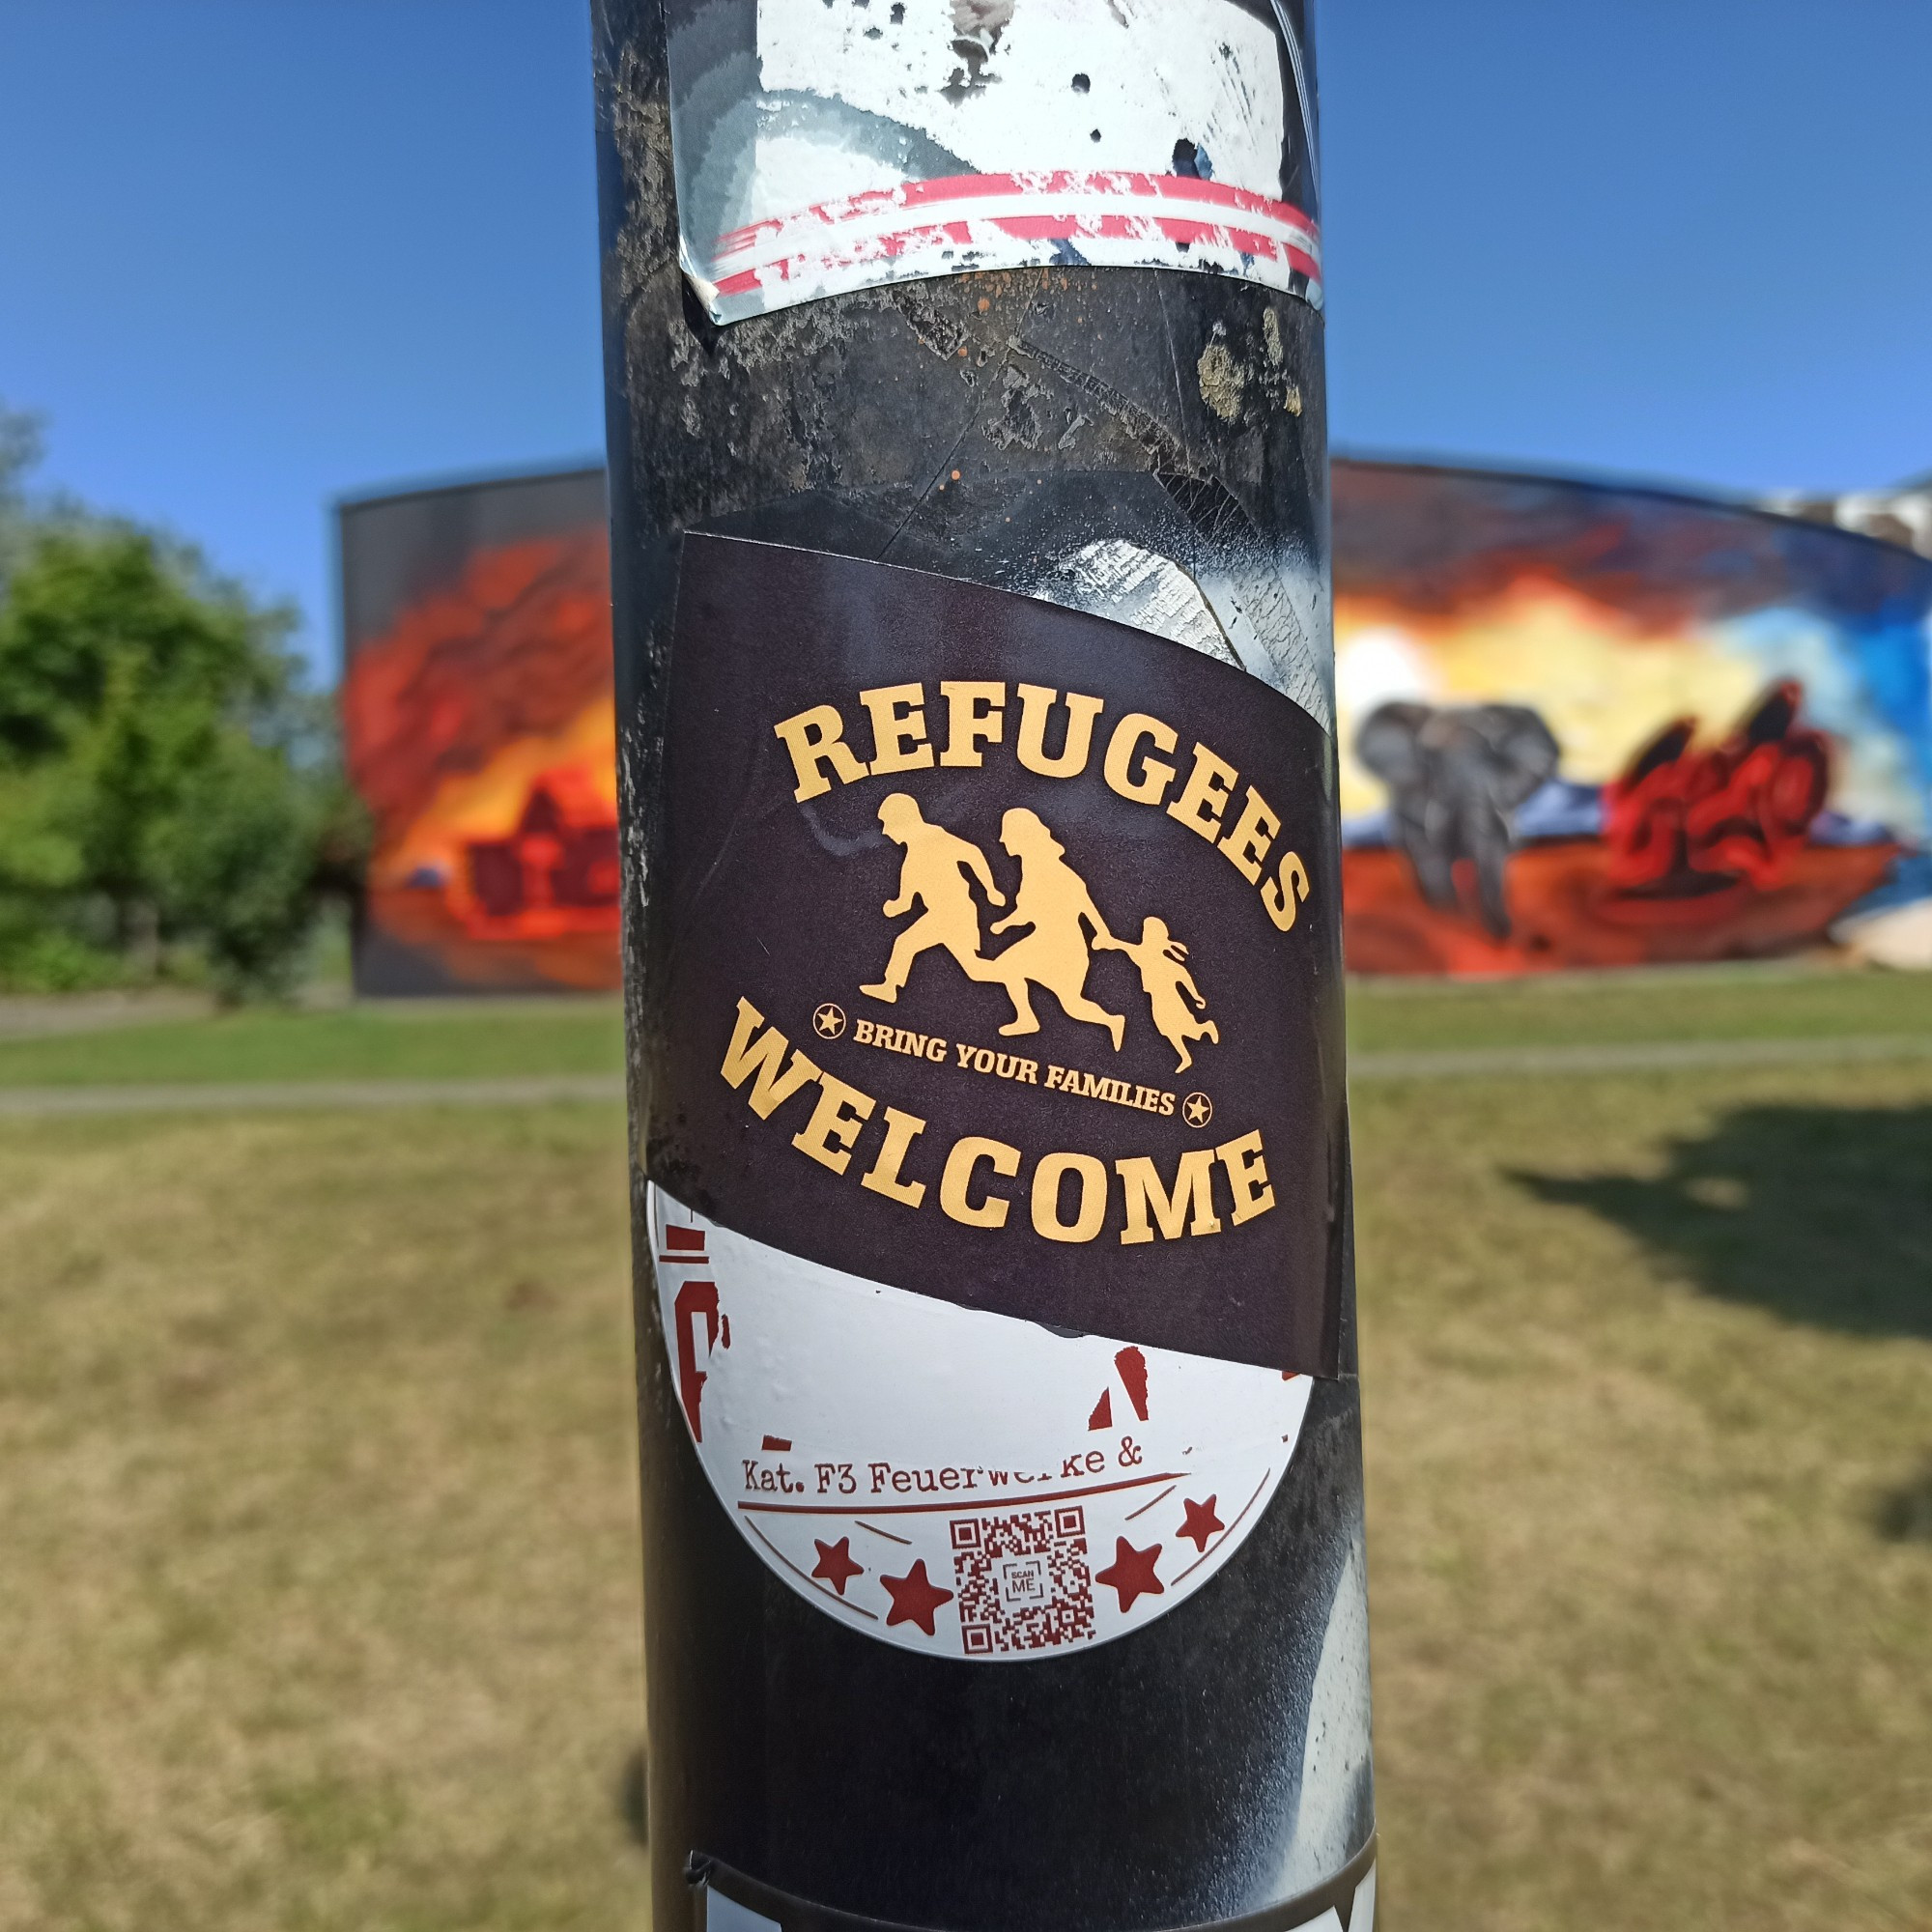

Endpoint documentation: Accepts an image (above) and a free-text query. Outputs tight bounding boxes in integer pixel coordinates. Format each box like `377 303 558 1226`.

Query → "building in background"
338 468 619 995
1762 477 1932 562
339 460 1932 990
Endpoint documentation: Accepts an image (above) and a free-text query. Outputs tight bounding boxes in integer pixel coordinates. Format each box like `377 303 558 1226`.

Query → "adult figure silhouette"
986 808 1125 1050
861 793 1007 1002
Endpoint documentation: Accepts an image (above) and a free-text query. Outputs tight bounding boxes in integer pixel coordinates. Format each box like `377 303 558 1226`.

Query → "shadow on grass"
619 1744 649 1846
1513 1103 1932 1342
1875 1460 1932 1544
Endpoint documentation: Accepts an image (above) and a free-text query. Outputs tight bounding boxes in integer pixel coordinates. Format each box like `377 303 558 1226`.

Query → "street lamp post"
592 1 1377 1926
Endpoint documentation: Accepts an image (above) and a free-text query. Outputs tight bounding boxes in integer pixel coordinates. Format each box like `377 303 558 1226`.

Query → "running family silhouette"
859 795 1220 1072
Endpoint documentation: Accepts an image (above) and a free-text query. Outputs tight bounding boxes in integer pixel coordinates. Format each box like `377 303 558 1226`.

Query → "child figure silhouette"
1106 915 1219 1072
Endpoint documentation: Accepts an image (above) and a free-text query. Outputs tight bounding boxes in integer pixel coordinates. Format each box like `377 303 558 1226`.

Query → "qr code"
952 1507 1095 1655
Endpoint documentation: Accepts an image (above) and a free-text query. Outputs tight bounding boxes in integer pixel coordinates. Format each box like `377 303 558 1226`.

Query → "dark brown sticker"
651 536 1347 1375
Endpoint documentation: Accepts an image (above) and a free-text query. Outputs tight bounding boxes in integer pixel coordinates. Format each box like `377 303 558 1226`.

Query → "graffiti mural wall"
339 469 622 994
1331 462 1932 974
337 460 1932 990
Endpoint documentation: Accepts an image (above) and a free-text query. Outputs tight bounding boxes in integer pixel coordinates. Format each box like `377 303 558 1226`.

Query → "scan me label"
650 535 1347 1376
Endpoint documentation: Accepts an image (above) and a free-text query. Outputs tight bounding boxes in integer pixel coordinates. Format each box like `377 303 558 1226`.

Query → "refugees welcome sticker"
646 534 1347 1376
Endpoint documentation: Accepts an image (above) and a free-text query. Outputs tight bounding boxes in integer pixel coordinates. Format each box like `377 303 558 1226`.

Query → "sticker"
652 1186 1311 1659
694 1841 1377 1932
650 535 1346 1375
664 0 1322 323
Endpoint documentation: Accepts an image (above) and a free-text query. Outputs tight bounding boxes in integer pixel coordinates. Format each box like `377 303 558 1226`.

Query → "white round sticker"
652 1183 1311 1660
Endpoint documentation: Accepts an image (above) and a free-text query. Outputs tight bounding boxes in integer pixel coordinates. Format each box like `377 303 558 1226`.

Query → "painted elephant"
1355 701 1562 939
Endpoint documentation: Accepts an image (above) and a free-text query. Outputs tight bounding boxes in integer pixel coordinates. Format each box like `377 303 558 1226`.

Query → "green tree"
0 411 357 995
0 402 43 591
149 735 322 996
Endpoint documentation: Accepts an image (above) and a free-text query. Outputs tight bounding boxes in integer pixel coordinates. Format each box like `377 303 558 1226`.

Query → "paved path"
1350 1032 1932 1082
0 1032 1929 1118
0 990 214 1039
0 1074 627 1117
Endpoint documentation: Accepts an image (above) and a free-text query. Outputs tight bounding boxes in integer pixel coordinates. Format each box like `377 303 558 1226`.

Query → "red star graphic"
1176 1495 1224 1551
811 1537 864 1596
1095 1537 1165 1611
880 1559 953 1634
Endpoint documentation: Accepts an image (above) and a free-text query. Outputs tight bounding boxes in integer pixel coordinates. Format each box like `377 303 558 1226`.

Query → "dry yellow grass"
1355 1062 1932 1931
0 1106 645 1932
1 1058 1927 1930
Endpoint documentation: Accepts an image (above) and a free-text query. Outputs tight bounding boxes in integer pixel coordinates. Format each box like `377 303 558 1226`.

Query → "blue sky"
3 1 1929 679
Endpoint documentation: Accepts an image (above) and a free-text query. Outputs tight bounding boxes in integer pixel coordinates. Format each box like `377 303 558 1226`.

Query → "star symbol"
880 1559 954 1634
812 1003 847 1039
811 1537 864 1596
1176 1495 1224 1551
1094 1537 1165 1611
1181 1092 1213 1128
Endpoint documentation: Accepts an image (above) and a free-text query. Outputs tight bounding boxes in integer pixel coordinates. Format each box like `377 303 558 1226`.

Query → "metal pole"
592 2 1376 1926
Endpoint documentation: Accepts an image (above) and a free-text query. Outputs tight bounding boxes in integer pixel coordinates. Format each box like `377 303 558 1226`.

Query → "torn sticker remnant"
665 0 1322 323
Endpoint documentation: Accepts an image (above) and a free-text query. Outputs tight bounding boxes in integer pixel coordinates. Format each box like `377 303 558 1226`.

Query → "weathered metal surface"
593 2 1374 1925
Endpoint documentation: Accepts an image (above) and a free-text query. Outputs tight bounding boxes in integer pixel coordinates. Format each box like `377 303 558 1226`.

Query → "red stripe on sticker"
704 171 1321 308
714 171 1322 256
988 213 1083 242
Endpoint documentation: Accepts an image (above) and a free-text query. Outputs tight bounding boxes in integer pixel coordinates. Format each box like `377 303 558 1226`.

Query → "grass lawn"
1 995 1927 1928
0 1105 644 1932
1350 958 1932 1055
0 961 1928 1089
0 1001 627 1088
1355 1058 1931 1930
